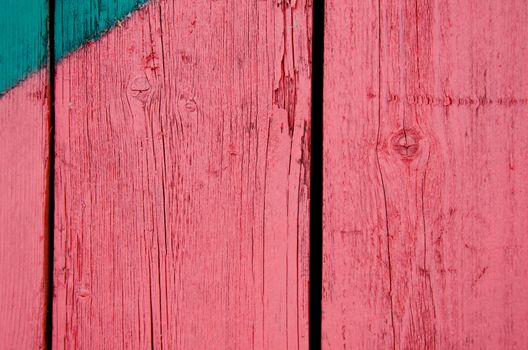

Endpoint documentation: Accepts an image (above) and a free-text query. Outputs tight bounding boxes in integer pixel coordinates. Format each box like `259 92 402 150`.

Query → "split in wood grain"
52 0 312 348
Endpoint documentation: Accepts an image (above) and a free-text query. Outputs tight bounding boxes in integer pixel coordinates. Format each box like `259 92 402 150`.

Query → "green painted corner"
0 0 148 95
55 0 148 62
0 0 48 95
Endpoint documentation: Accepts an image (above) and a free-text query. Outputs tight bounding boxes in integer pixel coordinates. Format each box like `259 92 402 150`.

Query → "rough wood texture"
53 0 311 348
0 70 50 349
323 0 528 348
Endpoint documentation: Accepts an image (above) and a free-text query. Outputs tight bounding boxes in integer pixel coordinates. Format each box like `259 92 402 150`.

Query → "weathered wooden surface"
323 0 528 348
53 0 311 348
0 0 50 348
0 70 50 349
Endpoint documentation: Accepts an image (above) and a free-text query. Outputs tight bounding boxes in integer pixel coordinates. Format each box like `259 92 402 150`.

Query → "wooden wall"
1 0 528 349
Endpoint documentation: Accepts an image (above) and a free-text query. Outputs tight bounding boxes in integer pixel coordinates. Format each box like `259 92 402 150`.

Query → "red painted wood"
0 70 50 349
323 0 528 348
53 0 311 348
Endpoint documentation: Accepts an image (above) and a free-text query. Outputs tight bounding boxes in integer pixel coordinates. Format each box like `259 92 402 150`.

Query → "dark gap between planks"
45 0 55 347
310 0 324 349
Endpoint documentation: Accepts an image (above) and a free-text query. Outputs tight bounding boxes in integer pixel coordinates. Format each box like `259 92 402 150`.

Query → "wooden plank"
322 1 391 348
0 0 50 348
323 0 528 348
0 71 50 349
52 0 311 348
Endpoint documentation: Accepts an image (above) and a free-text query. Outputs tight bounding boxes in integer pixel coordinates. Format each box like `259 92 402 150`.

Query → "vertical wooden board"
0 0 50 349
323 0 528 348
0 71 50 350
322 1 392 348
53 0 311 348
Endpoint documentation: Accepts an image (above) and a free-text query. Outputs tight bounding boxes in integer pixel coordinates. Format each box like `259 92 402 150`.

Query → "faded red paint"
2 0 527 348
53 0 311 349
0 70 50 349
323 0 528 348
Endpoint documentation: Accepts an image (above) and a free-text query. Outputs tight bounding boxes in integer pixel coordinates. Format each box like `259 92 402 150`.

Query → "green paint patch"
55 0 148 61
1 0 148 94
0 0 48 95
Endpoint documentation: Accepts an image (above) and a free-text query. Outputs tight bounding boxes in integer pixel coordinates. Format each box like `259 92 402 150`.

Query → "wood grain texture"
0 69 50 349
0 0 50 347
323 0 528 348
53 0 311 348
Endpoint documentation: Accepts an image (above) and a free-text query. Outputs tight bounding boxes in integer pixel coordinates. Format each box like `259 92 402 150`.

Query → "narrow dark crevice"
309 0 324 349
45 0 55 348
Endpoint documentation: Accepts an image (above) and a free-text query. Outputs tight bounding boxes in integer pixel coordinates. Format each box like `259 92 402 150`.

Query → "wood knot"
390 129 421 159
75 286 91 298
184 99 197 112
129 76 151 101
179 51 193 64
177 94 198 118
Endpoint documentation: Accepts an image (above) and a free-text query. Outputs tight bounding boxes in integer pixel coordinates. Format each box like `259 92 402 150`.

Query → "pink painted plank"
0 70 50 349
53 0 311 348
323 0 528 348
